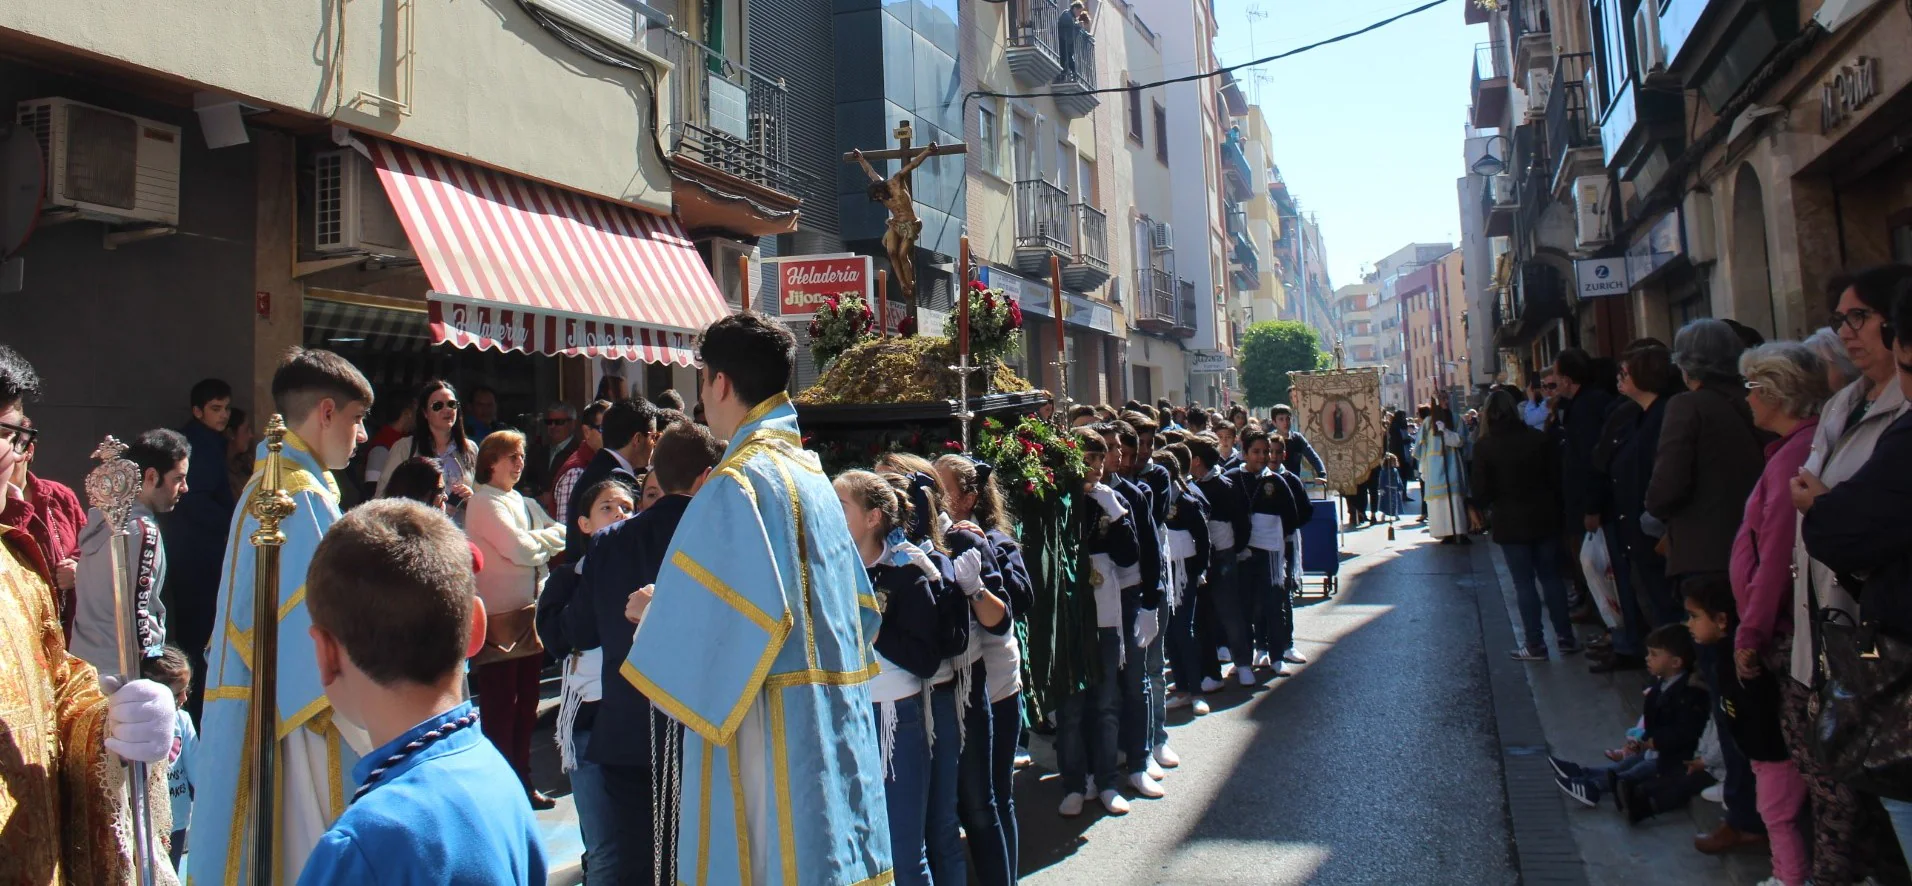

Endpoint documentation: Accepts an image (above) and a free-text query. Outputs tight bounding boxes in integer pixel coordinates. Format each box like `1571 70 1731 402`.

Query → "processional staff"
246 416 298 882
85 437 159 886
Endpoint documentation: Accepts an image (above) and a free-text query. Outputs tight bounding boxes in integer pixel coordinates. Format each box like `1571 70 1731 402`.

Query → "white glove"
102 677 176 764
953 549 985 597
1134 607 1159 648
1087 486 1125 520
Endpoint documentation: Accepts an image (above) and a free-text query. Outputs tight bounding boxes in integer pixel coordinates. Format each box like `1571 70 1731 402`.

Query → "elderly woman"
1790 265 1912 878
1803 326 1860 393
1727 342 1829 886
464 428 567 809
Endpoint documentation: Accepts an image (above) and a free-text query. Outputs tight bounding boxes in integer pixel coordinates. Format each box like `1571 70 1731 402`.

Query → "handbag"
1809 576 1912 801
471 601 544 665
1720 669 1788 763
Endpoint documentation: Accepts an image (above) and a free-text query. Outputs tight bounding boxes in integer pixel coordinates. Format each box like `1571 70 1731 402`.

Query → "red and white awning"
368 141 728 366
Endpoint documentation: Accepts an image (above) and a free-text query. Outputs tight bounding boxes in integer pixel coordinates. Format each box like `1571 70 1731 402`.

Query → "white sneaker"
1127 771 1165 799
1098 789 1130 815
1058 792 1085 817
1145 756 1166 780
1217 645 1233 663
1282 648 1309 665
1192 698 1211 716
1200 676 1226 693
1254 651 1273 669
1752 878 1784 886
1237 665 1258 686
1701 783 1724 804
1154 744 1181 769
1166 691 1193 710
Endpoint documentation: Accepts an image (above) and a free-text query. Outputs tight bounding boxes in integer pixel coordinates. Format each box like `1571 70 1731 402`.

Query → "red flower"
1007 300 1024 328
802 435 814 447
970 279 987 292
898 317 918 338
1023 480 1038 495
943 440 964 452
983 293 997 312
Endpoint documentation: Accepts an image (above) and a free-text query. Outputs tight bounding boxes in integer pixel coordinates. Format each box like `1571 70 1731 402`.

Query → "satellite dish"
0 125 46 259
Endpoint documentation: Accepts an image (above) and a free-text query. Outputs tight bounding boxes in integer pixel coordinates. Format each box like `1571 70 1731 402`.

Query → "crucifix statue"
844 120 966 318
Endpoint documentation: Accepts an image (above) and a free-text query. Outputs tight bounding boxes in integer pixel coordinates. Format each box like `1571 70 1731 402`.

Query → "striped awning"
367 140 728 366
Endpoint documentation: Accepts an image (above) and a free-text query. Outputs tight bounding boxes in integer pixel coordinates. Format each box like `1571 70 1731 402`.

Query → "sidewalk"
1479 537 1770 886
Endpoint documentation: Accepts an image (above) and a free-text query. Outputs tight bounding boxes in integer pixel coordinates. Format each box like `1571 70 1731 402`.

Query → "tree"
1239 320 1330 408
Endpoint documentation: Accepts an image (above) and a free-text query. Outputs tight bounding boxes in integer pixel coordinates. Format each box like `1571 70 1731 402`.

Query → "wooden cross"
840 120 967 198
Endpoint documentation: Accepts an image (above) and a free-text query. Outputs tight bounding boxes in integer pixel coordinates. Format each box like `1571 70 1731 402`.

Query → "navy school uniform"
1109 475 1165 610
297 701 546 885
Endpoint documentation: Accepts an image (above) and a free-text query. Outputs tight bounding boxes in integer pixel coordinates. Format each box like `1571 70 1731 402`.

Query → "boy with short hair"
297 499 546 885
1551 624 1713 822
1057 429 1141 818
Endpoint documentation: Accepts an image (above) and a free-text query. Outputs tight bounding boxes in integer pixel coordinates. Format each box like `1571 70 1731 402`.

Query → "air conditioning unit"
1573 175 1612 250
1490 174 1515 204
17 98 181 227
1632 4 1666 77
1525 69 1554 120
310 149 414 258
1150 221 1173 250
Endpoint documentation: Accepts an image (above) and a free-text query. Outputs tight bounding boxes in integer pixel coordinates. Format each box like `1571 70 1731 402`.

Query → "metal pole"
248 416 297 884
84 437 156 886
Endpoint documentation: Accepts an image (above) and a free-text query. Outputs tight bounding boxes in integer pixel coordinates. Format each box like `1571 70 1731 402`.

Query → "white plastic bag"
1580 530 1622 628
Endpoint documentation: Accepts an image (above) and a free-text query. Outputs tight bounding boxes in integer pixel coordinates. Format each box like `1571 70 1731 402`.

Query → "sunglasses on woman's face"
430 399 460 412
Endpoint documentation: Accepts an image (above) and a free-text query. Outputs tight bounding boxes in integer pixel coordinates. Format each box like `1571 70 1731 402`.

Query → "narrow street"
531 515 1773 886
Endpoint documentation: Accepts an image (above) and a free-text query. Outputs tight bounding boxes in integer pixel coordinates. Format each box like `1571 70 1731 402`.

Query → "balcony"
654 27 805 236
1494 261 1567 347
1053 31 1100 118
1482 173 1515 237
1013 180 1074 277
1136 267 1179 333
1063 203 1110 291
1221 133 1254 202
1545 53 1603 197
1005 0 1064 89
1510 0 1553 73
1176 279 1198 337
1470 42 1509 129
1229 232 1260 291
1465 0 1491 25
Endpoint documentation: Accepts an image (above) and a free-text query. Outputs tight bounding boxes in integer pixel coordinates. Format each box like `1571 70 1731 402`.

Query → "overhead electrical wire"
960 0 1451 116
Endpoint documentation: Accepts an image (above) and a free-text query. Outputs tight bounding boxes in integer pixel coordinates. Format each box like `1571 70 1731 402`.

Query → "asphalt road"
1016 524 1517 886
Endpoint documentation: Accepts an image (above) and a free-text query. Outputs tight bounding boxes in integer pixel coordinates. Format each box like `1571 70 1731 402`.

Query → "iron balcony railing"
1511 0 1550 40
1178 279 1198 332
1138 267 1176 326
1471 41 1507 116
1009 0 1063 63
652 27 805 196
1221 139 1253 198
1071 202 1108 269
1015 180 1074 254
1546 53 1597 170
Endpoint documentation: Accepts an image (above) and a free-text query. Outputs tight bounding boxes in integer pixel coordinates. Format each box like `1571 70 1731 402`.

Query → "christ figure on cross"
852 141 940 307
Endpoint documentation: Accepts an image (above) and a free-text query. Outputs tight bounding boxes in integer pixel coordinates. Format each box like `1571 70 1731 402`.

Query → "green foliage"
1239 320 1330 407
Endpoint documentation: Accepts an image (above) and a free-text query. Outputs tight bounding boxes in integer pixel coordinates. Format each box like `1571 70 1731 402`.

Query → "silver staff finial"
84 435 141 535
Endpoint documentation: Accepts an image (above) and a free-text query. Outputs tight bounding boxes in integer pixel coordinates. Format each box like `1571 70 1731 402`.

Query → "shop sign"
1625 209 1684 287
449 302 534 350
1189 350 1231 374
1822 56 1879 133
1574 258 1631 299
776 256 873 317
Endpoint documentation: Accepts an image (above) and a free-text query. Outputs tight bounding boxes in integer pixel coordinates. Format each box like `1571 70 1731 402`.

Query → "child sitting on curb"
1550 624 1713 823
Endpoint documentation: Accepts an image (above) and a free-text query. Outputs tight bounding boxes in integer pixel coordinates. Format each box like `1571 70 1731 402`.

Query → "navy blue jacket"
164 419 237 609
1111 475 1164 608
1558 387 1617 519
1229 464 1299 536
1282 431 1326 477
563 449 636 561
868 559 948 680
944 524 1010 637
534 563 597 732
569 494 689 767
1801 411 1912 641
1643 672 1712 776
1164 481 1212 589
1610 395 1669 543
1082 487 1142 573
1195 470 1249 557
1274 465 1314 526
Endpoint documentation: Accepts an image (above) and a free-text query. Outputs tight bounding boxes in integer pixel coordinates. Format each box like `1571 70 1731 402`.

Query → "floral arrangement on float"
975 415 1086 509
956 279 1024 366
806 293 876 369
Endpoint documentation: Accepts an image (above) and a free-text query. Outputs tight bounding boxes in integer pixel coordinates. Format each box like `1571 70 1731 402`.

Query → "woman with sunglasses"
374 380 479 506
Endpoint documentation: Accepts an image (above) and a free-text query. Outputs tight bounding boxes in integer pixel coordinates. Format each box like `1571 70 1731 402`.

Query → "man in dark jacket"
563 398 658 560
565 421 722 882
165 377 237 717
1470 393 1576 659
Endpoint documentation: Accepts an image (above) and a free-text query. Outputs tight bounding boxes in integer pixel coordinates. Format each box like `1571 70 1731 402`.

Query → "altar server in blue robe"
297 499 545 885
192 348 374 885
622 313 892 886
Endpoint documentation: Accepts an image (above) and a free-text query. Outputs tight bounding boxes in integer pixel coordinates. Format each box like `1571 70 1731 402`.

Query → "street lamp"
1470 134 1509 177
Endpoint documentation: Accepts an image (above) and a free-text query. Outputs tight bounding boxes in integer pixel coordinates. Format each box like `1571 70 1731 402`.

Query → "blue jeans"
877 695 933 886
1602 525 1647 657
1057 628 1122 794
1116 602 1151 775
1562 752 1658 800
926 683 966 886
990 694 1021 883
570 727 619 885
957 671 1013 886
1500 538 1575 651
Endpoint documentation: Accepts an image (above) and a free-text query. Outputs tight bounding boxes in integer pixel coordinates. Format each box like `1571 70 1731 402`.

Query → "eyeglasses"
1830 308 1877 332
1744 380 1765 390
1542 383 1557 391
544 417 574 426
430 399 460 412
0 420 37 455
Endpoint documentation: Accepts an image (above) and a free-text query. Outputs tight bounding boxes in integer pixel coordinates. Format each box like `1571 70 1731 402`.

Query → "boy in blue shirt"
298 499 547 885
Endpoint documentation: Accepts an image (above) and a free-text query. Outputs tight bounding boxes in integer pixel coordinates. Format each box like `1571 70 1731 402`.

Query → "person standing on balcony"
1057 0 1089 82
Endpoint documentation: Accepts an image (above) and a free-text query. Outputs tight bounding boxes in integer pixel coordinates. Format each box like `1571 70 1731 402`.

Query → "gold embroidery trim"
767 688 798 886
697 746 712 886
671 551 780 633
762 661 881 690
767 456 820 671
728 741 752 886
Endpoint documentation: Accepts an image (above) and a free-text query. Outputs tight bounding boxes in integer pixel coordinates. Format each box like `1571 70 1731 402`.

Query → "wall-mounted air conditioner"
1574 175 1612 250
1150 221 1174 251
1525 70 1554 120
311 149 414 258
1490 174 1516 204
17 97 181 227
1632 4 1666 77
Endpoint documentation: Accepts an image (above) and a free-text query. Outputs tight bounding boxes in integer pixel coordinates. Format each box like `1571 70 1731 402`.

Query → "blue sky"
1207 0 1480 286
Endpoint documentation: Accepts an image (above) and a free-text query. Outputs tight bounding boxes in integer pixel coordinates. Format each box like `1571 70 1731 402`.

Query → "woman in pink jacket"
1728 341 1830 886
